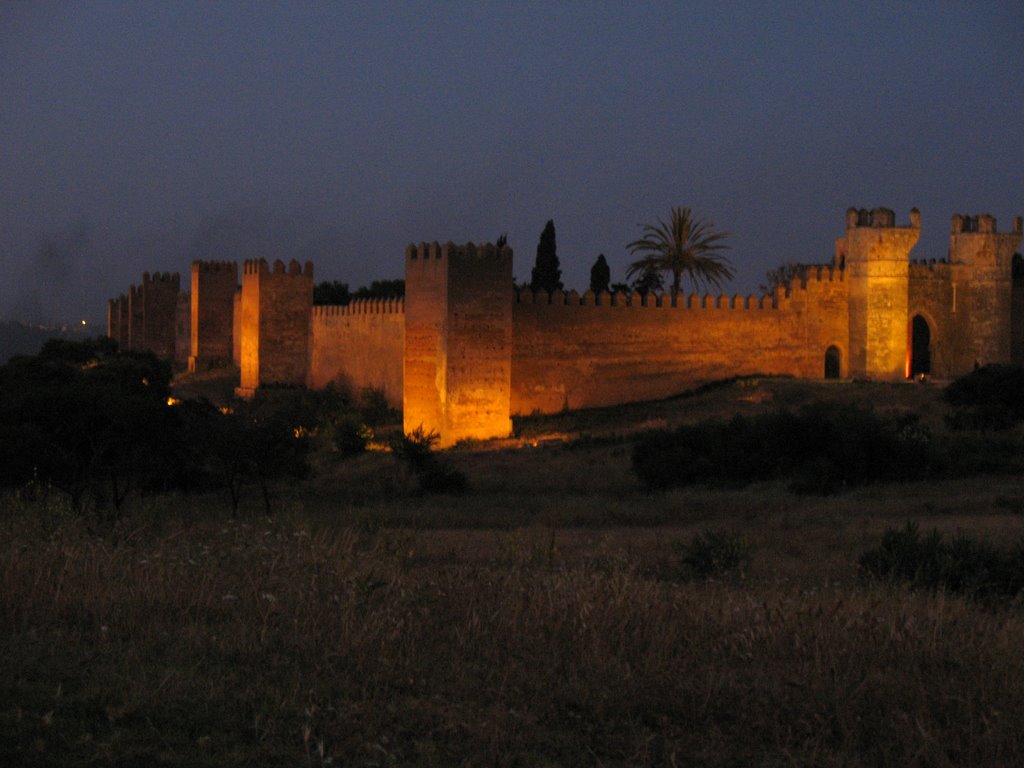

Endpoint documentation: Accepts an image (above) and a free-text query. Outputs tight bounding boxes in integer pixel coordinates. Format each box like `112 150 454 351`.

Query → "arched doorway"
824 345 841 379
910 315 931 376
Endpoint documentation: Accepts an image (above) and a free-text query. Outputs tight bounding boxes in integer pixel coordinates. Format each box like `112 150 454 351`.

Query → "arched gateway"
910 315 931 376
824 346 841 379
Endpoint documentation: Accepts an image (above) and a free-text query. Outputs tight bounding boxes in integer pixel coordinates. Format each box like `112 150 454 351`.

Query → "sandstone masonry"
108 207 1023 445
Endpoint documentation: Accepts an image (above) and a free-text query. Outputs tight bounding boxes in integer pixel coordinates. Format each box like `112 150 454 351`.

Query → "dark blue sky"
2 1 1022 327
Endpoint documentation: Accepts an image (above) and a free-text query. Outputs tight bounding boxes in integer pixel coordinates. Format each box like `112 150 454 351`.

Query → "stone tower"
189 260 238 371
948 213 1023 373
842 207 921 379
138 272 180 360
237 259 314 397
107 294 129 351
404 241 513 446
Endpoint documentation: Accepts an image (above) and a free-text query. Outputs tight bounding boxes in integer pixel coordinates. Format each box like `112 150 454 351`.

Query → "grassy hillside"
3 377 1024 766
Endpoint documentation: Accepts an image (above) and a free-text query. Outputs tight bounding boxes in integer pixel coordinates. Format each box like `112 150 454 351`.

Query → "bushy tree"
313 280 351 305
630 262 665 296
314 279 404 306
761 262 809 294
530 220 563 294
0 340 184 516
353 279 404 301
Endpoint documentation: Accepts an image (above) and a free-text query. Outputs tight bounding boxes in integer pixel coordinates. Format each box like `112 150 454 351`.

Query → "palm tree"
626 207 733 303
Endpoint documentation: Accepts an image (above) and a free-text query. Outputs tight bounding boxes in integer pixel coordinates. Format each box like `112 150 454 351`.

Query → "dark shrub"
358 387 393 427
859 522 1024 600
678 529 750 579
333 415 371 456
388 427 467 494
945 365 1024 430
632 403 935 493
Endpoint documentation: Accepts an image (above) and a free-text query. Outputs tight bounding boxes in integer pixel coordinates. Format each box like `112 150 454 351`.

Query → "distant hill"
0 321 94 363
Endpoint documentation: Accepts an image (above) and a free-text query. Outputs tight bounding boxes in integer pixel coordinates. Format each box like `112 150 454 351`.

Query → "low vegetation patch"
389 426 468 494
676 528 751 580
859 522 1024 601
945 364 1024 430
632 402 936 493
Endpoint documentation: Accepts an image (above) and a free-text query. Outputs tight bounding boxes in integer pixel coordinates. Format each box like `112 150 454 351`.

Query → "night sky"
2 1 1022 328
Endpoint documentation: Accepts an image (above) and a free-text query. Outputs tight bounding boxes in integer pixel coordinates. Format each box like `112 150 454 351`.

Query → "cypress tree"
589 254 611 295
530 220 563 294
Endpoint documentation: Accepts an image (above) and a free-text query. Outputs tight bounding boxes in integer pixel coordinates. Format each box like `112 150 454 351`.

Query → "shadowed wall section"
189 260 238 372
308 300 405 406
909 214 1023 377
107 273 179 358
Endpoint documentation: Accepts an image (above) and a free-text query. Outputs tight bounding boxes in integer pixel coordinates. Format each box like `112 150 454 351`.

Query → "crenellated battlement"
406 240 512 264
846 207 921 230
311 298 405 319
102 205 1024 444
515 264 844 313
192 260 237 274
241 258 314 277
909 258 953 276
142 271 180 286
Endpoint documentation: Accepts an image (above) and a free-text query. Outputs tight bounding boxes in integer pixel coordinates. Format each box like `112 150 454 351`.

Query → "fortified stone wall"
189 260 237 372
232 288 242 366
107 295 129 350
844 207 920 380
308 299 405 406
404 241 513 445
175 292 191 364
1013 264 1024 364
908 260 959 377
511 267 848 414
237 259 313 396
127 284 144 352
139 272 180 360
948 214 1022 371
107 273 179 359
108 205 1022 446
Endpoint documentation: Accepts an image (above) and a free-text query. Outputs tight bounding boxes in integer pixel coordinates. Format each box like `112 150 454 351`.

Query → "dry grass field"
3 377 1024 766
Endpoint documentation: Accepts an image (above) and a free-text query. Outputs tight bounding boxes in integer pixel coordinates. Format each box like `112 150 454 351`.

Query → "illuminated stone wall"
189 260 237 372
308 299 405 406
404 242 513 445
511 269 849 414
908 260 960 377
237 259 313 397
111 206 1024 446
843 208 921 380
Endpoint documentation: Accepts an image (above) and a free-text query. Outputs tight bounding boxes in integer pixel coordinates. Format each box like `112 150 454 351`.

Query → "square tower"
404 241 513 446
237 259 313 397
842 207 921 379
189 261 238 371
948 214 1023 371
